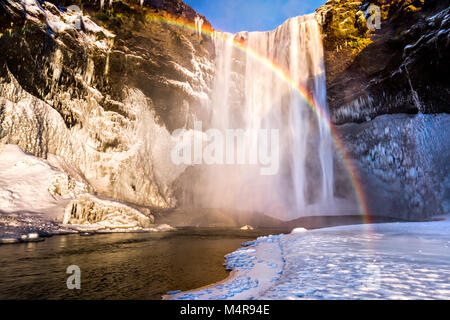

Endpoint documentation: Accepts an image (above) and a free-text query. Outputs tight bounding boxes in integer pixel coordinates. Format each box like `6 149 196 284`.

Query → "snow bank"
0 143 168 243
0 144 87 219
169 218 450 300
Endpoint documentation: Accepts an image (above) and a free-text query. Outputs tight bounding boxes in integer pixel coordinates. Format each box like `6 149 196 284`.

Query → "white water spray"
194 15 336 219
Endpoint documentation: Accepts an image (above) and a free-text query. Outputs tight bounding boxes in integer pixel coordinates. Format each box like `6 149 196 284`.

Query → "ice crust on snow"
169 219 450 300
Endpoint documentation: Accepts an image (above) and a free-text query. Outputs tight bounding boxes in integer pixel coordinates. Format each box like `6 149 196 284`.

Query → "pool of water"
0 227 286 299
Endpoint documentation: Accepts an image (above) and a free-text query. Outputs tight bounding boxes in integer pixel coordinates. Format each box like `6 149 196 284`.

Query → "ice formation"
338 113 450 219
194 16 204 37
0 144 156 241
0 1 205 209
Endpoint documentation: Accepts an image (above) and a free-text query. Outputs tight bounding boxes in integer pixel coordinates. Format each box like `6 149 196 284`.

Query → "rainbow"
143 12 372 224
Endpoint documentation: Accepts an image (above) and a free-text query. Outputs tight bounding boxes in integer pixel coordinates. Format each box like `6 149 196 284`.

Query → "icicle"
194 16 204 38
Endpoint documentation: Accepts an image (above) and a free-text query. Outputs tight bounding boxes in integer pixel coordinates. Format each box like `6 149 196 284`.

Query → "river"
0 227 286 299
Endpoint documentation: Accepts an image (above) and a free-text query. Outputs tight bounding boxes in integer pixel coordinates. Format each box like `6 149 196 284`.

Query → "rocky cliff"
0 0 214 213
317 0 449 124
317 0 450 219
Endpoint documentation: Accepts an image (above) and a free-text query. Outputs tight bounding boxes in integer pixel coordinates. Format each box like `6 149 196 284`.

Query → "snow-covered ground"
168 218 450 300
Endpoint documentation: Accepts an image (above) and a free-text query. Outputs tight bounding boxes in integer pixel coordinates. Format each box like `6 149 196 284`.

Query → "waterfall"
194 14 335 219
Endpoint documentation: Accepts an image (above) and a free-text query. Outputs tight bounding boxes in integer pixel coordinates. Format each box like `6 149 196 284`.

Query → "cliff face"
317 0 450 219
0 0 214 213
317 0 450 124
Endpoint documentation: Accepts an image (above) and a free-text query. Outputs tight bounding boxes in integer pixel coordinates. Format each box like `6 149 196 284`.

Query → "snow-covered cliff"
0 0 215 235
0 0 214 209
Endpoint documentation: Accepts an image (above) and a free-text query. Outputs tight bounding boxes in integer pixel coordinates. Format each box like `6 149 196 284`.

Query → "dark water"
0 227 285 300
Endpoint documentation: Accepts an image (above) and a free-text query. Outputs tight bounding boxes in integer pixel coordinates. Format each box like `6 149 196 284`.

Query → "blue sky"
184 0 327 33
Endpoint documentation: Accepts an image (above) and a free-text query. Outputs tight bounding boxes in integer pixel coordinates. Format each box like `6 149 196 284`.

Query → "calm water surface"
0 227 286 299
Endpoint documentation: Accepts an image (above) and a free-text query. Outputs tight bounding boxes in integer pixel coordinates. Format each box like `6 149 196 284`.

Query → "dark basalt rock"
317 0 450 124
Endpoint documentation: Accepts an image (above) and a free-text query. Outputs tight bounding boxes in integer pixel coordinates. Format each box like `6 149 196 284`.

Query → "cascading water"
193 14 337 220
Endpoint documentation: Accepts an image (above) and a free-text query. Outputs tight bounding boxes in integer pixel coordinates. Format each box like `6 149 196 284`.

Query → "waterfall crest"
194 14 336 219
